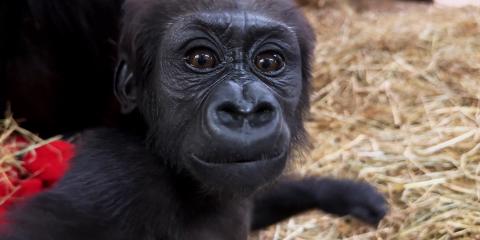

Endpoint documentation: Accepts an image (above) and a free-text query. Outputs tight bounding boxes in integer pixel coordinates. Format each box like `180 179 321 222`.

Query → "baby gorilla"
2 0 387 239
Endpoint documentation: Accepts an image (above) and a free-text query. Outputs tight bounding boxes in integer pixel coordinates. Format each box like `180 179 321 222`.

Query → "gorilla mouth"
191 150 287 166
187 151 288 192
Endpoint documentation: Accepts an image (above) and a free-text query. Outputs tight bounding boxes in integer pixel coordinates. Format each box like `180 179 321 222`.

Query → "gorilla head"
114 0 315 194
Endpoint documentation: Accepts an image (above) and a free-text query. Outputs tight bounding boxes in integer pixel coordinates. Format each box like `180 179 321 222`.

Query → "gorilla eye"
185 48 217 70
254 51 285 74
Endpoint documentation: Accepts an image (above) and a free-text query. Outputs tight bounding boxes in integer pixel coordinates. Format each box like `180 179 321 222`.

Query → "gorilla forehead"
123 0 302 35
167 12 298 47
180 12 294 35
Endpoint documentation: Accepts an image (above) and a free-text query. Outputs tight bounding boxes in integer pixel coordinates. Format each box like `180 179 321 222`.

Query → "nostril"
218 102 240 116
250 102 276 128
253 102 275 115
216 102 244 128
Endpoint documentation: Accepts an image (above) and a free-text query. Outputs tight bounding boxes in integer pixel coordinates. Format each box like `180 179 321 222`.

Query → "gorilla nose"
216 101 277 129
205 81 285 151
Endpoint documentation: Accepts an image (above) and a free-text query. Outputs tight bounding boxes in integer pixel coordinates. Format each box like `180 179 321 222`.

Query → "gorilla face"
155 12 303 192
115 2 312 194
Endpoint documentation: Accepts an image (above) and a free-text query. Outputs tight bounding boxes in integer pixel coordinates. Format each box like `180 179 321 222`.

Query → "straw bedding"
1 1 479 239
253 1 480 239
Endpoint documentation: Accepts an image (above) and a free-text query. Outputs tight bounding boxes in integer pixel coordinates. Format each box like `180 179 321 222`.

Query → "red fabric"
0 139 75 223
23 141 75 186
16 179 44 199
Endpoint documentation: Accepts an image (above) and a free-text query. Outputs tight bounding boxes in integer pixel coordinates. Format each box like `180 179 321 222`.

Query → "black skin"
1 0 387 239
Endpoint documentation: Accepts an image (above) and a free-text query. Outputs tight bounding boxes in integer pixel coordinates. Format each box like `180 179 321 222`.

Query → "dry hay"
253 3 480 240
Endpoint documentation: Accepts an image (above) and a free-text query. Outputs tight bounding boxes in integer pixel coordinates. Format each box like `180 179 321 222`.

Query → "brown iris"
185 48 217 70
254 51 285 73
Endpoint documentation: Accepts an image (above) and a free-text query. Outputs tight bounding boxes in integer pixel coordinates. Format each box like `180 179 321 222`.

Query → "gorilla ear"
114 60 137 114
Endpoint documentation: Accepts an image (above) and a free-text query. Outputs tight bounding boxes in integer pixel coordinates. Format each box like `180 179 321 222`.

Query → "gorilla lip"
188 151 288 191
190 150 287 166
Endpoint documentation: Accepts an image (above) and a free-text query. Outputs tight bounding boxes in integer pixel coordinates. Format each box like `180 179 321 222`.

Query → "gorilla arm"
251 177 388 230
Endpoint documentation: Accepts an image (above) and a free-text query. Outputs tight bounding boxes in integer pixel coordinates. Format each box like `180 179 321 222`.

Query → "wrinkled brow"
183 12 296 40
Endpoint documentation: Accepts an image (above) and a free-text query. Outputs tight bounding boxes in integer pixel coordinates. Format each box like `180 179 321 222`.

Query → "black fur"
1 1 387 239
3 130 386 240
